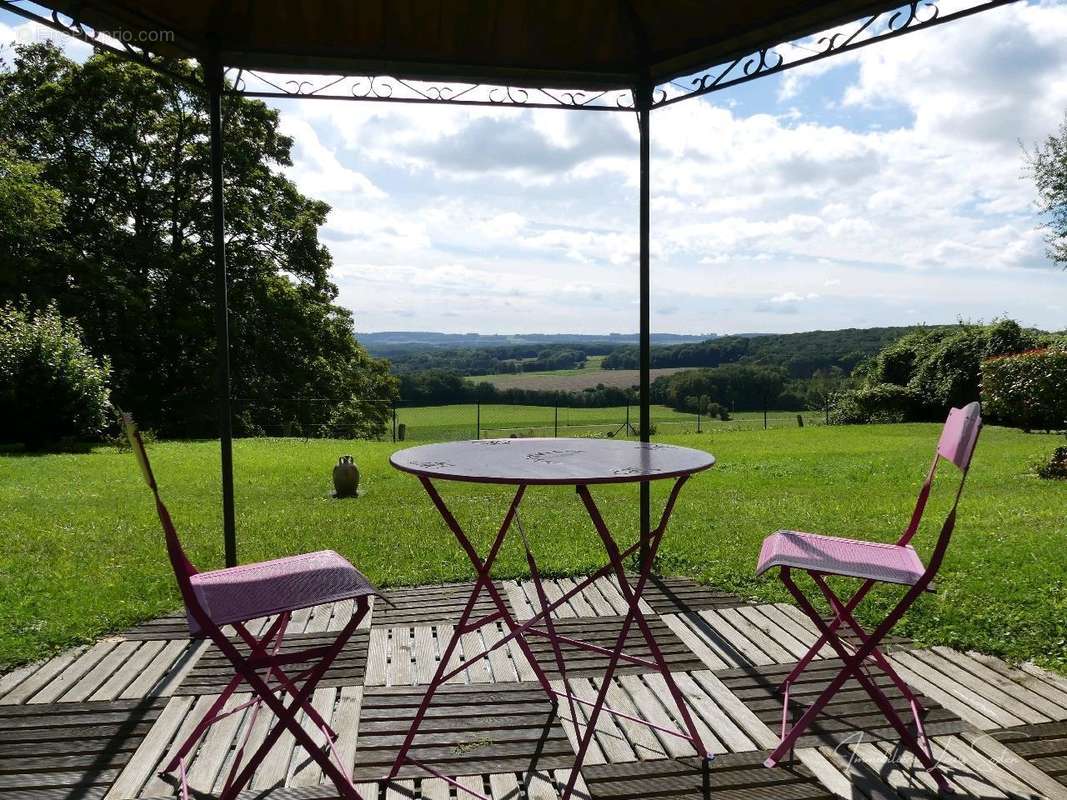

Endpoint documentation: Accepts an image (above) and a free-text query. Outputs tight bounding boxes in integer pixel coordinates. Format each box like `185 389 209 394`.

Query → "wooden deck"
3 574 1067 799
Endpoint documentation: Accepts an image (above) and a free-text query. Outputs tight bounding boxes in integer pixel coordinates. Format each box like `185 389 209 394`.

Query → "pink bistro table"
387 438 716 799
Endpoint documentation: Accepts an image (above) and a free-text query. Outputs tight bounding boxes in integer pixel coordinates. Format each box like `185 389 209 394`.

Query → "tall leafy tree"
1028 115 1067 269
0 43 395 437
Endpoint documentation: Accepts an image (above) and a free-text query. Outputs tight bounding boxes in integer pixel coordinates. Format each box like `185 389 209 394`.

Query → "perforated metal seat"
187 549 376 634
757 530 927 586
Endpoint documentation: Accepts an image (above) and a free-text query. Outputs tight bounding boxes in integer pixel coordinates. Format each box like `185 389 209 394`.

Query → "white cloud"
278 117 384 198
7 3 1064 334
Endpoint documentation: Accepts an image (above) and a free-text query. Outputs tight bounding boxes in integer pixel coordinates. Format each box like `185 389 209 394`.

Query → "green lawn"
1 424 1064 673
467 354 607 382
395 403 822 441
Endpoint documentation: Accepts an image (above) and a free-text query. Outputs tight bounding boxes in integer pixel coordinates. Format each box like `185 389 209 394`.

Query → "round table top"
390 438 715 485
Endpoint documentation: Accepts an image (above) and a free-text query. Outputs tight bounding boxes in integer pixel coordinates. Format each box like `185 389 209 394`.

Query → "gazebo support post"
636 81 652 572
204 50 238 568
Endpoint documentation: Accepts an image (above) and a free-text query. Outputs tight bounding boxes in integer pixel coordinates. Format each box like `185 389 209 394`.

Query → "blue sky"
3 2 1066 335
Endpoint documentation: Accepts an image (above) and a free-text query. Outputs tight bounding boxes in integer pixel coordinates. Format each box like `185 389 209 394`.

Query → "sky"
2 2 1066 336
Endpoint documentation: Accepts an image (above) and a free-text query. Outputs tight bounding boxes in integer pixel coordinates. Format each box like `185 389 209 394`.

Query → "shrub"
829 383 923 425
844 320 1048 423
981 347 1067 432
1036 446 1067 480
0 301 111 448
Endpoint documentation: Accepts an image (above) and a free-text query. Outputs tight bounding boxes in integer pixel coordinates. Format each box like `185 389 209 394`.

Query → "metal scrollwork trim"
0 0 1018 113
653 0 1017 109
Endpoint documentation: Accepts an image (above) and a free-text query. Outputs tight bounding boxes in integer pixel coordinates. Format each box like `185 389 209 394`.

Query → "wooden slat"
286 686 338 788
29 639 121 704
148 639 208 697
673 671 751 754
373 581 513 627
618 674 691 758
935 647 1062 723
968 726 1067 799
660 612 748 670
353 681 573 780
602 676 669 760
184 692 250 795
103 696 193 800
551 678 607 766
581 750 833 799
571 677 638 762
504 580 536 621
91 641 168 702
639 575 749 616
716 657 965 749
522 615 706 678
889 650 1013 730
0 697 168 797
913 648 1035 725
174 630 368 695
141 694 216 797
1 646 88 705
120 640 189 700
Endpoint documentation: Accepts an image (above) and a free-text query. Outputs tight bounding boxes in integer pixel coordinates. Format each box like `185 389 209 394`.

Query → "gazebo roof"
43 0 910 89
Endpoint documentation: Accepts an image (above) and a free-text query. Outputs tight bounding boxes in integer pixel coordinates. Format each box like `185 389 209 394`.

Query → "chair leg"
810 574 929 716
233 616 339 739
769 570 949 791
162 614 293 775
777 577 877 693
207 599 371 800
220 601 371 800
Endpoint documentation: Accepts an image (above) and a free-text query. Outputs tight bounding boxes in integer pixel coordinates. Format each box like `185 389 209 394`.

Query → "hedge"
981 347 1067 432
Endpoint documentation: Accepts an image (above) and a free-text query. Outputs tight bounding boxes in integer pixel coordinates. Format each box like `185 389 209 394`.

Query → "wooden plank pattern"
716 657 966 749
373 582 514 627
0 697 168 798
354 682 573 780
638 575 750 616
173 630 369 696
581 750 834 799
6 576 1067 799
807 732 1067 799
523 615 705 678
988 721 1067 795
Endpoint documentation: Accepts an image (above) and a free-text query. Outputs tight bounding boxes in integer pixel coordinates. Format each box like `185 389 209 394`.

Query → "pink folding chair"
755 402 982 789
122 414 378 800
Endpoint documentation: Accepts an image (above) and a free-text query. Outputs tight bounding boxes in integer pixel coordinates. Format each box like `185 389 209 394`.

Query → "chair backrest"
122 414 202 610
897 402 982 577
937 402 983 471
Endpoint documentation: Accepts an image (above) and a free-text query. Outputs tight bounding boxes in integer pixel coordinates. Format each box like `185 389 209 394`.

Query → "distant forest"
390 326 929 408
602 327 922 377
383 327 922 379
382 343 610 375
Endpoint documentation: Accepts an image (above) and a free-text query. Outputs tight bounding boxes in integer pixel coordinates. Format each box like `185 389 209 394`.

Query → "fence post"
392 403 397 443
825 402 830 425
764 399 768 430
476 401 480 440
796 413 804 428
696 405 701 434
554 398 559 437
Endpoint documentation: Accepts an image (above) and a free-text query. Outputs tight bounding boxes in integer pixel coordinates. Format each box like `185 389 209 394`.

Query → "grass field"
465 364 689 391
1 424 1064 673
394 403 823 441
467 354 607 382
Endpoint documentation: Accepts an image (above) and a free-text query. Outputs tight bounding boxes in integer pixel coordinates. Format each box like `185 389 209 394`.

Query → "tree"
1027 115 1067 268
0 43 396 437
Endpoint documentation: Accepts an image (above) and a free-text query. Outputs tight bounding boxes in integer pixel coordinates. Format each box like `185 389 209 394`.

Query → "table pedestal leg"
387 480 553 791
561 478 713 800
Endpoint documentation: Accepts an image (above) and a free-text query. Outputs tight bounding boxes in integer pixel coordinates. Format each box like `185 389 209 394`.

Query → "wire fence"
228 398 826 443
